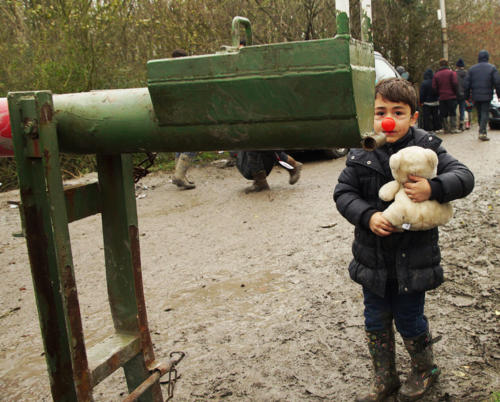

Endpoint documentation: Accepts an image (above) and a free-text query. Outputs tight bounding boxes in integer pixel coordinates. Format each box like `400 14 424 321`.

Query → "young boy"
334 78 474 401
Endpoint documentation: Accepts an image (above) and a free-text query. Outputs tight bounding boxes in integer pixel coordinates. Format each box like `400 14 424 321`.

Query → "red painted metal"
0 98 13 156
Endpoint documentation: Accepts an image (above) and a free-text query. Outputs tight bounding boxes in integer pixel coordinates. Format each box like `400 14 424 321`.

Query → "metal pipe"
3 85 367 155
361 131 386 151
231 16 252 47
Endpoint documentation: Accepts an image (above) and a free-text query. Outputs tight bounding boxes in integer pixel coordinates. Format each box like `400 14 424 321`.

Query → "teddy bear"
379 146 453 231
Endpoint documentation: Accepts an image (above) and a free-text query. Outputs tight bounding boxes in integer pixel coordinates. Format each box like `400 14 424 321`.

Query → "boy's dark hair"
171 49 188 58
375 78 417 114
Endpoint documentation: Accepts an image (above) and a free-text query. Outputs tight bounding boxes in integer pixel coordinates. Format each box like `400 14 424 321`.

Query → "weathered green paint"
336 11 350 37
231 16 252 47
87 333 141 387
40 36 375 155
96 153 161 401
8 91 92 401
9 91 163 401
146 35 373 152
361 9 373 43
64 182 101 223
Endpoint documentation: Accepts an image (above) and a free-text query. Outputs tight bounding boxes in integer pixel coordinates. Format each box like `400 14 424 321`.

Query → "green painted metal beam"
8 91 92 401
49 36 373 155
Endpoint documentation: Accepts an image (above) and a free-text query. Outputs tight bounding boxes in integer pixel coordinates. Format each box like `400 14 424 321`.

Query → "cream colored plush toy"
379 146 453 231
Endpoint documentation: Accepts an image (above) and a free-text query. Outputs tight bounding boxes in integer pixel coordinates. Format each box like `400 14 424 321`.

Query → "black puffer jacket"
464 50 500 102
334 128 474 297
456 68 467 100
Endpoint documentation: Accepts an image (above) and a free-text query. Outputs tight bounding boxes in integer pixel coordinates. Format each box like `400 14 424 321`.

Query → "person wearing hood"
432 59 459 134
419 68 441 132
464 50 500 141
455 59 468 131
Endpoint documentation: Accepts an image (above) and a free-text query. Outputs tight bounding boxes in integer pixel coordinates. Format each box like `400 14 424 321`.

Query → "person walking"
334 78 474 401
464 49 500 141
455 58 468 131
419 69 441 132
170 49 197 190
432 59 459 134
236 151 302 193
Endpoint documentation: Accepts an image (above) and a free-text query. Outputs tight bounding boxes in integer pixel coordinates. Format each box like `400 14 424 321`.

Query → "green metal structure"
7 3 374 401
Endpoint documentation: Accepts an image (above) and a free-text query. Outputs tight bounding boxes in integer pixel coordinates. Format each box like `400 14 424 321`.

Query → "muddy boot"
442 118 450 134
459 120 464 131
479 132 490 141
172 153 196 190
245 170 270 193
356 328 401 402
285 155 303 185
399 332 440 401
449 116 460 133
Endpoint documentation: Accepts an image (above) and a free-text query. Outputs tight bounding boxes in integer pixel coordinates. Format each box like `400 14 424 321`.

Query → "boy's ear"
410 111 419 126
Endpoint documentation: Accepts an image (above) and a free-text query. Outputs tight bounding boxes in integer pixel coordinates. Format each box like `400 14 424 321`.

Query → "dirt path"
0 127 499 401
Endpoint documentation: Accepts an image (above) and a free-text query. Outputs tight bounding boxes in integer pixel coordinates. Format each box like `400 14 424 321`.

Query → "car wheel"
324 148 349 159
489 121 500 130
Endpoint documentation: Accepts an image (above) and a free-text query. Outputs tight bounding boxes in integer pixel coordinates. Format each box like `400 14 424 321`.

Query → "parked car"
322 51 400 159
489 93 500 129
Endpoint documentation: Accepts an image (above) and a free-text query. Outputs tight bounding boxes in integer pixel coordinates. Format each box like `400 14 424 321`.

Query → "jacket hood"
478 50 489 62
423 68 433 80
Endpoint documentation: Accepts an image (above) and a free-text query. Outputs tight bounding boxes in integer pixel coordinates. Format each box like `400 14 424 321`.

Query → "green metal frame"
8 91 162 401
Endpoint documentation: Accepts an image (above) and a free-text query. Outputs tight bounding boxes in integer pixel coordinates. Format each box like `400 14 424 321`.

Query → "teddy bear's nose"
382 117 396 131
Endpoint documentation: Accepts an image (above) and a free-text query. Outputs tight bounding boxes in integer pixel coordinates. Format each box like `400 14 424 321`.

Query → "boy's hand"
369 212 398 237
404 175 431 202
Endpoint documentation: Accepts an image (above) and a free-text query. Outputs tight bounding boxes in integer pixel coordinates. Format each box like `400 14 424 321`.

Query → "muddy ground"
0 126 499 402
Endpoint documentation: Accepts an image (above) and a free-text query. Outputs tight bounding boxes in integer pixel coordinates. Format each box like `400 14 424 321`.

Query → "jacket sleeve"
464 71 471 99
419 83 425 104
429 146 475 203
494 69 500 98
334 165 377 229
451 71 458 94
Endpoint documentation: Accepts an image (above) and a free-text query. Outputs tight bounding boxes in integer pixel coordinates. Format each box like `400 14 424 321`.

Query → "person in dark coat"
464 49 500 140
432 58 459 133
334 78 474 402
455 58 468 131
236 151 302 193
419 68 441 132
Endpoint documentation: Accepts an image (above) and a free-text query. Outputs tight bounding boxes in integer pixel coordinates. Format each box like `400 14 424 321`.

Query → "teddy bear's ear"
424 149 438 170
389 153 401 171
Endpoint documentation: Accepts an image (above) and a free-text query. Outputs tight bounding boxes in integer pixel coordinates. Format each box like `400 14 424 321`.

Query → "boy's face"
374 94 419 143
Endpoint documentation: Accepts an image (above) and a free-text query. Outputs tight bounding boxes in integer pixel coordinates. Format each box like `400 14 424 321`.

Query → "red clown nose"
381 117 396 132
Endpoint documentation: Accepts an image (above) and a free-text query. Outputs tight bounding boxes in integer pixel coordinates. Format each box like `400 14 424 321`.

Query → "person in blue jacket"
464 50 500 140
334 78 474 401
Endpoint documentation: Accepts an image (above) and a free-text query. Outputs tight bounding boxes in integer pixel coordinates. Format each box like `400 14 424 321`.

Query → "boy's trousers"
363 281 428 338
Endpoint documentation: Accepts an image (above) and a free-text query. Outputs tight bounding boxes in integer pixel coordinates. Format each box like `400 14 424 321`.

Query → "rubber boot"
356 328 401 402
399 332 440 401
285 155 303 185
442 118 450 134
172 153 196 190
450 116 460 133
245 170 270 193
